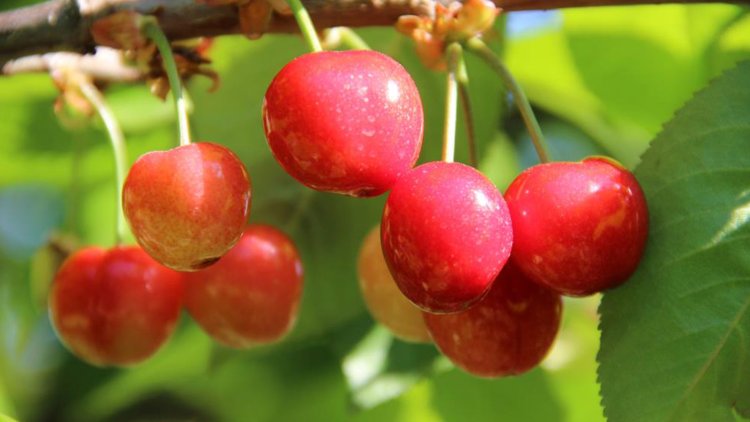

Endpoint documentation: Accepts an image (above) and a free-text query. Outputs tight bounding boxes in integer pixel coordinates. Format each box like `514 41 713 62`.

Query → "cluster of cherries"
49 220 303 366
49 102 304 366
49 46 648 375
262 49 649 377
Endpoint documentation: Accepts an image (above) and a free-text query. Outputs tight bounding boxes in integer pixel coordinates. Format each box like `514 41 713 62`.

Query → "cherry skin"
358 226 430 343
49 245 184 367
262 50 424 197
184 224 303 348
504 157 649 296
381 161 513 314
123 142 251 271
423 262 562 378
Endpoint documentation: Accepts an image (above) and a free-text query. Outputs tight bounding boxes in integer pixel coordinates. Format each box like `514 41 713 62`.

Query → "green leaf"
597 60 750 421
478 131 521 192
429 368 564 421
563 7 705 134
342 325 443 410
65 322 213 422
505 5 750 167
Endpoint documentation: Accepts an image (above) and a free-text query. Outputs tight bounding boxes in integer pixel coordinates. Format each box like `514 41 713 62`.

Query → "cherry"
122 142 251 271
262 50 424 197
357 226 430 343
184 224 303 348
424 262 562 378
381 161 513 314
49 245 183 367
504 157 649 296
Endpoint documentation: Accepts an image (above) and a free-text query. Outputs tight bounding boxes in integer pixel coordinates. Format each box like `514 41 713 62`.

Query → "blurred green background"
1 2 749 421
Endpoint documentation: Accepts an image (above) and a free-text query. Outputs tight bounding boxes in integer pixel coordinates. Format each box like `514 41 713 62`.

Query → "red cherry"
184 224 303 348
424 262 562 378
123 142 251 271
49 246 184 367
504 157 649 296
357 226 430 343
262 50 424 197
381 161 513 314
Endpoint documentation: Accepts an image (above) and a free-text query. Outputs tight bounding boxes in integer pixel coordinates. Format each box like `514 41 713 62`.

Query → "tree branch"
2 47 141 81
0 0 743 70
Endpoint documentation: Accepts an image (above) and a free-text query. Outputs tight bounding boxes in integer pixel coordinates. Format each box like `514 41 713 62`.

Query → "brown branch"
0 0 743 69
2 47 141 81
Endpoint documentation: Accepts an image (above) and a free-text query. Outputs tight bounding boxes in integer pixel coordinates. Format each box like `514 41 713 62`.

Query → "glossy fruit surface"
381 161 513 314
262 50 423 197
184 224 303 348
424 262 562 378
123 142 251 271
49 246 184 367
357 226 430 343
504 157 649 296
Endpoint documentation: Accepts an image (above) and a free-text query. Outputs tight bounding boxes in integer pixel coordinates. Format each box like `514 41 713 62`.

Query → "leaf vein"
646 124 750 160
667 294 750 421
646 167 750 199
664 234 750 268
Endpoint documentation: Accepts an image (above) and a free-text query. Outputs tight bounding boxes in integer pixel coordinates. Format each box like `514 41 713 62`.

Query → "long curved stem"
142 18 192 146
288 0 323 52
465 37 550 163
76 76 128 245
442 43 462 163
455 57 477 167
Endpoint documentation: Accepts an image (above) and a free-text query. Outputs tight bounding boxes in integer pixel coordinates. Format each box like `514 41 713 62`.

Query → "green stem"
331 27 370 50
77 77 128 245
442 43 462 163
465 37 550 163
288 0 323 52
142 18 192 146
456 58 477 167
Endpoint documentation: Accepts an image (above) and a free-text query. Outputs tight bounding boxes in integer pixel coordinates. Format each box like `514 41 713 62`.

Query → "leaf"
429 368 564 421
64 322 213 422
597 60 750 421
505 5 750 167
342 325 443 410
478 131 521 192
563 7 706 134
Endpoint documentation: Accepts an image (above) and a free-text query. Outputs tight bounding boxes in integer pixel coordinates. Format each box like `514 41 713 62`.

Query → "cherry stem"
288 0 323 52
324 27 371 50
76 75 128 245
142 18 192 146
456 58 478 167
465 37 550 163
442 42 462 163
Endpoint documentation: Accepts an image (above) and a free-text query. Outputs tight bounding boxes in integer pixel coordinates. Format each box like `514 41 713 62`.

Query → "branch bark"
0 0 743 69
